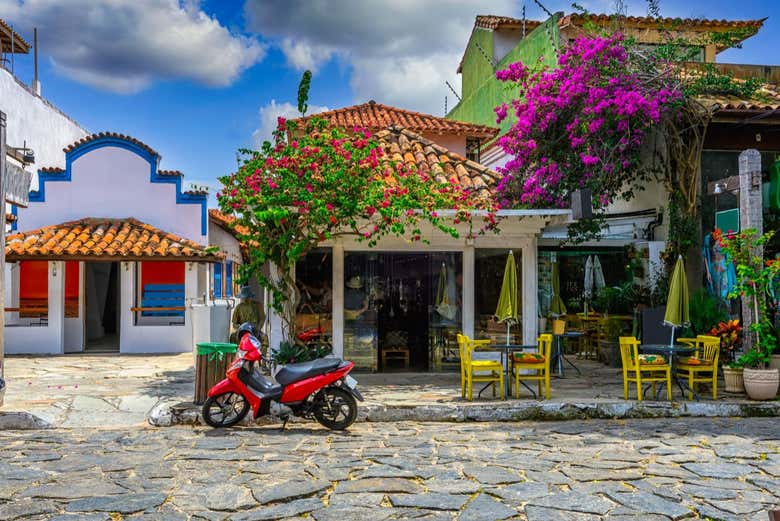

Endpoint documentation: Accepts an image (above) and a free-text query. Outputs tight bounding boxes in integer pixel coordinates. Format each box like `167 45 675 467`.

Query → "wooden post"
738 149 763 352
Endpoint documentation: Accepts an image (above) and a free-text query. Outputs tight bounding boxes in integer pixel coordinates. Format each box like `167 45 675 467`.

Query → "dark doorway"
85 262 120 351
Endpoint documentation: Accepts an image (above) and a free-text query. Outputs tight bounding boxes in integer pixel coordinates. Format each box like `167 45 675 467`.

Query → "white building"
4 132 231 354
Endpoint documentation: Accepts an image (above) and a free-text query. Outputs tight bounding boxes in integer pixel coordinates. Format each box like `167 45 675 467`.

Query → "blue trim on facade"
10 204 18 231
28 136 208 235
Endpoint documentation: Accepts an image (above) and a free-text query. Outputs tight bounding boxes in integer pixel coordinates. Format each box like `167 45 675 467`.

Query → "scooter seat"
275 358 343 386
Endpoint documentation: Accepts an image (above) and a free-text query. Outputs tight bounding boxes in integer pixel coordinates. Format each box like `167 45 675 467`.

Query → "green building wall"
447 16 562 135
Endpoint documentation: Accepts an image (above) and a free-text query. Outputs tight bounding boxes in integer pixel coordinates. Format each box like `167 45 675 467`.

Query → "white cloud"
252 99 329 148
243 0 515 115
0 0 265 93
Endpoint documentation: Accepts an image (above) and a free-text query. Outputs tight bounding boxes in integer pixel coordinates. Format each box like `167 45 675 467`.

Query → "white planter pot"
743 368 779 401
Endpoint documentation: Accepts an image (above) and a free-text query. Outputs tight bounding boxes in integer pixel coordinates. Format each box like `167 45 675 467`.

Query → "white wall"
16 146 205 244
421 133 467 156
0 68 87 187
119 261 198 353
209 222 243 264
5 261 65 354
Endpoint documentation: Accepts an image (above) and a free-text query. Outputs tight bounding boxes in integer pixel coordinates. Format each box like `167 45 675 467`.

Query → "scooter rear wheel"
314 387 357 430
202 392 249 428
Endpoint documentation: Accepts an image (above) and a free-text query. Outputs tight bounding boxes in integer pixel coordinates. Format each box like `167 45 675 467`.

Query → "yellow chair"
677 335 720 400
677 337 697 347
511 334 552 399
619 336 672 401
458 334 503 400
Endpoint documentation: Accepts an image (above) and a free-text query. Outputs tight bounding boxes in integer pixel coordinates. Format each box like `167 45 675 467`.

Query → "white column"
332 241 345 358
119 261 135 353
521 236 539 345
462 242 475 338
185 262 199 350
49 261 66 354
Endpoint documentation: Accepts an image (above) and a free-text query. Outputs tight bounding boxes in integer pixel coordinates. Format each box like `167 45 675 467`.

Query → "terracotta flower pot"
743 368 779 401
722 367 745 394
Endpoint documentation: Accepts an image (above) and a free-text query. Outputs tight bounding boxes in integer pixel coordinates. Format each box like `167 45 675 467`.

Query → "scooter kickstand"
279 416 289 431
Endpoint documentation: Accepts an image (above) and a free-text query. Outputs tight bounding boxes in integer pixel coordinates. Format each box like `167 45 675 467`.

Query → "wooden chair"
511 334 553 399
381 347 410 370
457 334 503 401
619 336 672 401
677 335 720 400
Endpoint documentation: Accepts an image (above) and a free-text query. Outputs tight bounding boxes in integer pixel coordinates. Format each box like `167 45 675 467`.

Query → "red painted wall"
19 261 48 299
141 261 184 286
65 261 79 299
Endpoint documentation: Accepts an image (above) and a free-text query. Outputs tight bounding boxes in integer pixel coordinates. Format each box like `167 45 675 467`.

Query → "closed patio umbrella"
664 255 690 346
495 251 519 344
583 256 594 316
593 255 606 291
550 258 567 317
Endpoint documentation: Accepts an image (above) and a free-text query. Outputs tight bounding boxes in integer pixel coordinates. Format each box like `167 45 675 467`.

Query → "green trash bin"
194 342 237 405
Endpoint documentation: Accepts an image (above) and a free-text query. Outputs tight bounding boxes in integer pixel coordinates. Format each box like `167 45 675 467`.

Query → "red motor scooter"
202 327 363 430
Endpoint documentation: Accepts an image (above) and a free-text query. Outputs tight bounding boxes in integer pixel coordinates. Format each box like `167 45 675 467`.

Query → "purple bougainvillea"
494 34 680 211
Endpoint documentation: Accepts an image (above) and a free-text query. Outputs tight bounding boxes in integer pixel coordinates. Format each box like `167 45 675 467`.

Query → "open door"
84 262 120 352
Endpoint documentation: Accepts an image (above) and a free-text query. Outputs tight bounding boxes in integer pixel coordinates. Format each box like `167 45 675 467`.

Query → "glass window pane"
213 263 223 298
475 249 521 343
295 248 333 345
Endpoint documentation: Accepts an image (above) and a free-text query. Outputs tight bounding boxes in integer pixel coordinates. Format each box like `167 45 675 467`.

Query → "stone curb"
148 398 780 427
0 411 52 430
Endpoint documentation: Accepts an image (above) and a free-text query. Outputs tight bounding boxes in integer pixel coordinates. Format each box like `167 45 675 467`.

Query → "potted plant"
710 319 744 393
716 229 780 400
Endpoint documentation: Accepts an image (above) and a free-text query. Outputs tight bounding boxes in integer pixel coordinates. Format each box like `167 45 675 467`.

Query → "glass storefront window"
295 248 332 347
538 249 628 318
343 252 462 372
474 249 522 344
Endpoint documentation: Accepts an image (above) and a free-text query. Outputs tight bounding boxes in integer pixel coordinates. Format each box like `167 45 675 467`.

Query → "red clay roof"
458 14 765 73
158 170 183 177
63 132 159 157
294 101 498 138
0 19 30 53
375 126 500 198
6 218 220 261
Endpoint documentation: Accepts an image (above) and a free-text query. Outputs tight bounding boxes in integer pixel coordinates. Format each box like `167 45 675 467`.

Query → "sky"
1 0 779 203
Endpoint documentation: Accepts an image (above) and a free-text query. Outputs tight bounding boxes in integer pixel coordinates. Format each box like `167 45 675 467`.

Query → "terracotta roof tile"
39 167 65 174
294 101 498 138
680 65 780 115
209 209 250 237
63 132 159 157
0 19 30 53
158 169 183 177
474 15 541 31
5 218 220 261
374 126 500 201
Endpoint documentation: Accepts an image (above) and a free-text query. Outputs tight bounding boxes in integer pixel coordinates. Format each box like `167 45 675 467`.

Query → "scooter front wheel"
314 387 357 430
202 392 249 428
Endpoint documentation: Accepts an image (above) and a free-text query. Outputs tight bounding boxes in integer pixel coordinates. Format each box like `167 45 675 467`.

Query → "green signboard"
770 159 780 212
715 208 739 234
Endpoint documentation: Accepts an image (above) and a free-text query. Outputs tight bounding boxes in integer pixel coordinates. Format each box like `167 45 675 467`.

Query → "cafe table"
551 331 584 377
639 344 699 400
476 343 538 400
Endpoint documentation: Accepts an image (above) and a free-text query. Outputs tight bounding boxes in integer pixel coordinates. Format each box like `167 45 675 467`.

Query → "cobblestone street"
0 418 777 520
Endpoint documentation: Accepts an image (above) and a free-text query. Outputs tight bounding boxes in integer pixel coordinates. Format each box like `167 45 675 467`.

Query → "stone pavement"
2 354 779 428
0 418 778 520
1 354 193 427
